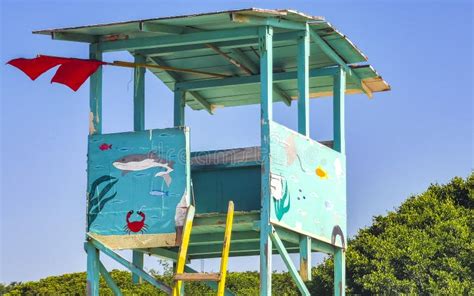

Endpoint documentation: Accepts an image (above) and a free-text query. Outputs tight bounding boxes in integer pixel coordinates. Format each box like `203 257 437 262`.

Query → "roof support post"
89 44 102 135
174 89 185 126
333 67 346 154
297 26 310 137
259 25 273 296
133 55 146 132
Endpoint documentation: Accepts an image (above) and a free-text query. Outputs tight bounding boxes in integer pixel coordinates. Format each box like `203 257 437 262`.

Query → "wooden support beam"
174 273 220 281
271 225 335 255
259 26 273 296
99 261 123 296
334 248 346 296
333 67 346 154
176 66 339 92
270 227 311 296
133 55 146 132
183 266 235 296
52 32 99 43
88 237 172 294
299 235 312 282
297 27 310 136
308 28 372 98
98 27 260 52
89 44 102 135
139 22 187 35
132 251 144 284
149 57 213 114
136 247 180 262
135 31 301 57
85 242 100 296
174 90 185 126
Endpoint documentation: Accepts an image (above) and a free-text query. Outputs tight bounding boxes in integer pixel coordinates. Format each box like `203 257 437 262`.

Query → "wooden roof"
34 8 390 111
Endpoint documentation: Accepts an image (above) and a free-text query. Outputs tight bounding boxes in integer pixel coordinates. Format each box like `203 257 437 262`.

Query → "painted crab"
124 210 148 234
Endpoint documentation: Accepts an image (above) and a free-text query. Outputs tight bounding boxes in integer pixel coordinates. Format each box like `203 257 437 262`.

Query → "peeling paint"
89 112 96 135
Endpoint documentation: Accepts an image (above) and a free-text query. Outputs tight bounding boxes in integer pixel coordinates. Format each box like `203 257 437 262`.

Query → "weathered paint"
269 121 347 248
87 128 190 249
89 44 102 135
259 25 273 296
174 90 185 126
299 235 311 281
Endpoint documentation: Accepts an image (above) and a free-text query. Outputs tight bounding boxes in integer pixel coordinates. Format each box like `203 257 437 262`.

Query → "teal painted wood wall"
269 121 347 248
87 128 189 236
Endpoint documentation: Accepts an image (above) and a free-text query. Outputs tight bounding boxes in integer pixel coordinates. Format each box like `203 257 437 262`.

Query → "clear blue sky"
1 0 472 283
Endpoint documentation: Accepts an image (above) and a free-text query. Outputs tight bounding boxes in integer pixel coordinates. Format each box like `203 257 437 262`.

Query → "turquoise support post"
132 54 146 284
334 248 346 296
297 26 310 136
333 67 346 154
299 235 311 281
297 25 312 282
133 54 146 131
334 66 346 295
132 251 144 284
174 90 185 126
259 25 273 296
86 241 100 296
89 43 102 135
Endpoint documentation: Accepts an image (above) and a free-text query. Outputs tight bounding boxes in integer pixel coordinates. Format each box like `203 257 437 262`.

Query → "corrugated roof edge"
32 8 324 35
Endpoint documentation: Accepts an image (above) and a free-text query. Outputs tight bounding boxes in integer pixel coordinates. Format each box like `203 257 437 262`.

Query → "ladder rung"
174 272 221 282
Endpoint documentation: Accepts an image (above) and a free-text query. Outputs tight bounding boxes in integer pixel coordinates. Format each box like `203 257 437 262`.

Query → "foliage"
2 174 472 295
309 174 473 295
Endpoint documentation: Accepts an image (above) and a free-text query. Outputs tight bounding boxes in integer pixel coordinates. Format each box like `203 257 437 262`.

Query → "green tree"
309 174 473 295
3 174 472 295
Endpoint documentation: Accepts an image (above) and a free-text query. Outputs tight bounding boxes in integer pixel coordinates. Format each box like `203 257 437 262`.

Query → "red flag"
52 59 104 91
7 55 105 91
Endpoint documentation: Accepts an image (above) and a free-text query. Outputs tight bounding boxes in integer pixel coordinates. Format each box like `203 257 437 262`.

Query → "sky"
1 0 472 284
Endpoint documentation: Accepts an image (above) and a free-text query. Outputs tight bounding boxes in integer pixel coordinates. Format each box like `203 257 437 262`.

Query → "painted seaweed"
88 175 118 226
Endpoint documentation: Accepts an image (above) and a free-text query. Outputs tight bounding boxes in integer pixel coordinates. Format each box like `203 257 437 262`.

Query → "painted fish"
315 166 328 179
99 143 112 151
113 152 174 186
149 190 169 197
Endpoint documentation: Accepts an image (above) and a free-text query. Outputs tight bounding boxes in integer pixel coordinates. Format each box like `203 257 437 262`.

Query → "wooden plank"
98 26 260 52
174 273 220 281
88 237 172 294
218 201 234 295
183 266 235 296
270 227 311 296
259 26 273 296
99 261 123 296
89 44 102 135
176 66 338 92
333 67 345 154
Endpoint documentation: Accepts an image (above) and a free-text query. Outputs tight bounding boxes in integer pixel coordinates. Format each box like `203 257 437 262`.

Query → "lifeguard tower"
34 8 390 295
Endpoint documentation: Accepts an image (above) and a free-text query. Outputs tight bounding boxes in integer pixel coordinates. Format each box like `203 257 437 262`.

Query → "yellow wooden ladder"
172 201 234 296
